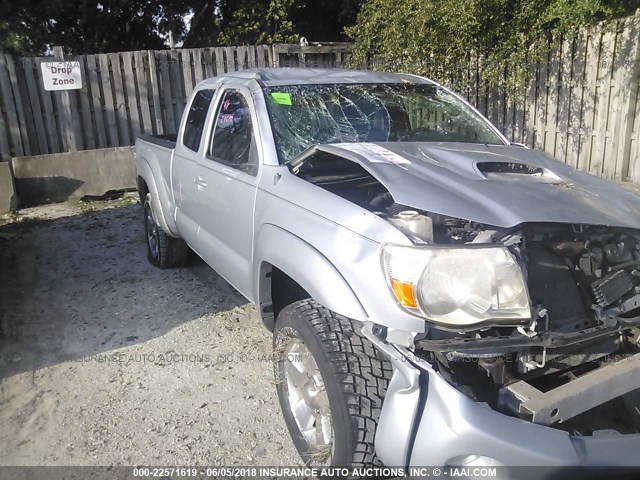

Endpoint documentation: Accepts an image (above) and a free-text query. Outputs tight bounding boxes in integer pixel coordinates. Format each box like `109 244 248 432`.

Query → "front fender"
254 223 367 323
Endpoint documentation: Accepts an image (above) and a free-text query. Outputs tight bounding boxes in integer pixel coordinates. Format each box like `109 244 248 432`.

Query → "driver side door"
190 87 260 300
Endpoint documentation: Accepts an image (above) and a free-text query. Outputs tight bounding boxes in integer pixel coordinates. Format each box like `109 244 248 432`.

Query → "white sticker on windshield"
332 143 411 166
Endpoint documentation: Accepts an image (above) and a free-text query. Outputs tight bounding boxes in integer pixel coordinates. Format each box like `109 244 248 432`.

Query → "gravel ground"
0 197 300 467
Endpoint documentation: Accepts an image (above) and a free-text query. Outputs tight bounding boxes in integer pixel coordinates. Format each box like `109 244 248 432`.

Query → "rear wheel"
143 193 188 269
273 299 392 467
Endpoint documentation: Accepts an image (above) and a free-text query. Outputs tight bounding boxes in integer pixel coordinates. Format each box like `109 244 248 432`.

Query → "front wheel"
273 299 392 467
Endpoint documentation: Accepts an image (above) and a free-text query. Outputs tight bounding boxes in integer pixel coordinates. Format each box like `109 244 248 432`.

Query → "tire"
143 193 189 269
273 299 392 468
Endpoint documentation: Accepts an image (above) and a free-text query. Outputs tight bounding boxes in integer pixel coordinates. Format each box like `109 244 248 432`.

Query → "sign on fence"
40 62 82 91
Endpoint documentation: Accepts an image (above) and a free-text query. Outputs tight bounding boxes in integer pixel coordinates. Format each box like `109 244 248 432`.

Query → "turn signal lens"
390 278 418 308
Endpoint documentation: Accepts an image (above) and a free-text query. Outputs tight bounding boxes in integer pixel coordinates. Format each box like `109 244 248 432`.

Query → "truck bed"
138 133 178 150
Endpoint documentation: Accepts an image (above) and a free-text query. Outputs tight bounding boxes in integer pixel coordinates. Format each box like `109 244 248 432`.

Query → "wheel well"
262 265 310 330
137 176 149 204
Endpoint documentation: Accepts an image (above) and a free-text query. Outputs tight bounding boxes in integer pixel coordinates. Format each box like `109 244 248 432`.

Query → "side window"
182 89 214 152
208 90 257 173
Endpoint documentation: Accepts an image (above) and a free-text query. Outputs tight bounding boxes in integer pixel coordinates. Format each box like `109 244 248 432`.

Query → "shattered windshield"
264 83 505 164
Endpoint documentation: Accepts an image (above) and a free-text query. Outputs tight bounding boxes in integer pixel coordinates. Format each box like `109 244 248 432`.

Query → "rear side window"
182 89 214 152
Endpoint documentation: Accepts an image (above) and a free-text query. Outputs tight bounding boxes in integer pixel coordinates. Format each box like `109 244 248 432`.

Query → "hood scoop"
477 161 543 175
476 161 561 182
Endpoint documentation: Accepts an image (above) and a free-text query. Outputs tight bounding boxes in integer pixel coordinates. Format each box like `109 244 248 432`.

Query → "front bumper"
364 326 640 474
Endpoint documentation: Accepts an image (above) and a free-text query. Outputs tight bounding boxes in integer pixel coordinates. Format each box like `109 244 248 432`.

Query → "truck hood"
300 142 640 229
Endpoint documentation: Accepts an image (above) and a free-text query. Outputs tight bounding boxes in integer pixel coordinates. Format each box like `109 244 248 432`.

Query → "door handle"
194 176 207 188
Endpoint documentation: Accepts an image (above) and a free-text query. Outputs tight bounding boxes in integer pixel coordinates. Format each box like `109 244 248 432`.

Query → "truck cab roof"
199 67 438 87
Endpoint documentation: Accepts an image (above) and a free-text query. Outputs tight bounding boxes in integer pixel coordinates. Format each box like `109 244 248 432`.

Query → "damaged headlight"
381 244 531 327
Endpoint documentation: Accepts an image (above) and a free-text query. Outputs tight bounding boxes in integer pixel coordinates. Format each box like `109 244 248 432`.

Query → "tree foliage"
0 0 362 55
215 0 302 45
346 0 640 92
0 0 197 55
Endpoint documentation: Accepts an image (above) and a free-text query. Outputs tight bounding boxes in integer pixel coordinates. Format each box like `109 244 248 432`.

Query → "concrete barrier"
0 161 18 212
11 147 136 206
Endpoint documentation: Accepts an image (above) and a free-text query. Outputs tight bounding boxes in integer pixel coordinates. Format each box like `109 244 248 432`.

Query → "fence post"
53 46 78 152
617 10 640 181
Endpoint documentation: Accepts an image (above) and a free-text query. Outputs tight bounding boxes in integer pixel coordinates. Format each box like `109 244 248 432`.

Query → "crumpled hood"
305 142 640 229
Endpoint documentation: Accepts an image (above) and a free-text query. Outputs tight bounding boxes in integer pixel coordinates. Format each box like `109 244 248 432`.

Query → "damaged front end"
291 144 640 468
397 221 640 433
372 217 640 470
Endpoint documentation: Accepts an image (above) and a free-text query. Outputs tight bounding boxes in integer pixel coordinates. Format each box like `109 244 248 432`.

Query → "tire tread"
280 299 393 467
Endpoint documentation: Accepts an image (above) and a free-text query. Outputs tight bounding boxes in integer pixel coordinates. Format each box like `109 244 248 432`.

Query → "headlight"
381 244 531 327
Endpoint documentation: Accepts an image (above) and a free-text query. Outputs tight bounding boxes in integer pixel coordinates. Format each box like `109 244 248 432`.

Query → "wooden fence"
0 43 352 160
459 10 640 183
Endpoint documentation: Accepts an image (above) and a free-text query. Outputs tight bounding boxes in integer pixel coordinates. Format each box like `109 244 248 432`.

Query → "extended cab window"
208 90 257 173
183 89 214 152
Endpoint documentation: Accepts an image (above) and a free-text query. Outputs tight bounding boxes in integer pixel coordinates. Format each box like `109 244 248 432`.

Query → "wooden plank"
256 45 268 68
477 56 488 117
98 53 119 146
556 36 573 164
203 48 214 78
236 46 247 70
591 27 615 177
214 47 225 76
52 46 79 151
87 55 107 148
180 49 194 98
169 50 185 128
192 49 204 84
122 51 142 139
567 30 587 169
524 57 537 147
15 59 39 155
21 57 48 154
66 56 85 150
4 54 30 155
488 83 499 127
268 45 275 68
578 25 602 173
534 46 549 151
225 46 236 72
34 57 61 153
545 43 560 158
108 52 130 146
0 55 25 156
611 15 640 181
0 59 11 158
134 51 152 135
629 78 640 182
148 50 163 135
76 55 96 150
502 69 514 140
158 51 176 134
247 46 257 68
469 52 479 112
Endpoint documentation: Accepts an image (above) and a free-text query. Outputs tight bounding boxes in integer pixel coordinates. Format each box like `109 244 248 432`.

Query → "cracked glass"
264 83 504 164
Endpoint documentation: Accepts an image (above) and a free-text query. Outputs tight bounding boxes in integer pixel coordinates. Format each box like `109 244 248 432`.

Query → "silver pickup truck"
135 68 640 474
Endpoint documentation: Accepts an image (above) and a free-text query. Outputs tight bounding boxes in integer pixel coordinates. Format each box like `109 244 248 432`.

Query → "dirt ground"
0 197 300 466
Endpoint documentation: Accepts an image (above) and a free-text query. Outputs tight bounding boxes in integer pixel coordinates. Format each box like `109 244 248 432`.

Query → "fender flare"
254 224 367 323
136 157 178 236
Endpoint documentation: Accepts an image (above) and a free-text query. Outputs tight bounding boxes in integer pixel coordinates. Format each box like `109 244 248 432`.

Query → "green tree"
0 0 196 55
347 0 640 92
183 0 361 47
215 0 302 45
